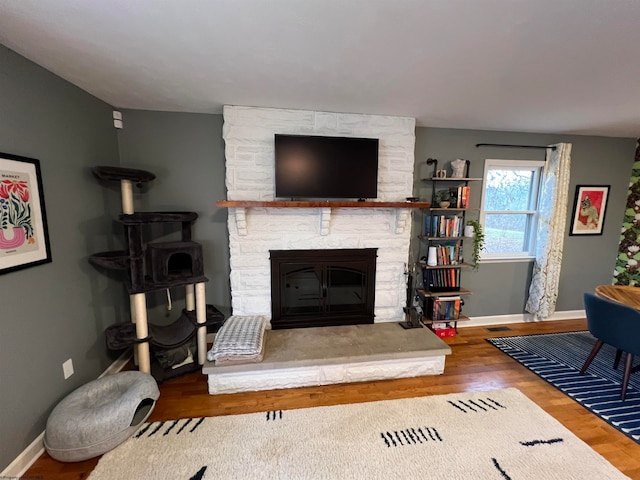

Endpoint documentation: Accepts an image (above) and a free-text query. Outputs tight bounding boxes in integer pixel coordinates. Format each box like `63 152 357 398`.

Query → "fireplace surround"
222 106 416 324
270 248 376 329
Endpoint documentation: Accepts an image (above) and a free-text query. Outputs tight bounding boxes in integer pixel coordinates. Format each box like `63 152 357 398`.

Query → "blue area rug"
487 331 640 444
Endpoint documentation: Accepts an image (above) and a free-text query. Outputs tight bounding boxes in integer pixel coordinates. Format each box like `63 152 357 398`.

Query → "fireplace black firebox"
270 248 377 329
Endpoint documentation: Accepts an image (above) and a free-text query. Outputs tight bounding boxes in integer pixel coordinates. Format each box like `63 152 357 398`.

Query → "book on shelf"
461 185 470 208
427 214 463 237
422 268 461 290
446 185 470 209
427 295 461 320
430 243 462 265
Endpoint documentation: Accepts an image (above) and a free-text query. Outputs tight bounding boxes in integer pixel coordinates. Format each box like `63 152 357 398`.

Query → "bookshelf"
417 158 482 331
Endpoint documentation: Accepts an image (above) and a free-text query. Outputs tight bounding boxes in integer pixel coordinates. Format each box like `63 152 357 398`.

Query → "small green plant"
466 219 485 270
434 190 451 203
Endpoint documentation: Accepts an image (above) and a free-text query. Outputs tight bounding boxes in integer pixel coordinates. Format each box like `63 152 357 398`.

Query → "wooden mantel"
216 200 430 236
216 200 430 209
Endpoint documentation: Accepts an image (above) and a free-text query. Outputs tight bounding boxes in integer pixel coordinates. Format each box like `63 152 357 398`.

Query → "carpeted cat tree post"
90 166 216 375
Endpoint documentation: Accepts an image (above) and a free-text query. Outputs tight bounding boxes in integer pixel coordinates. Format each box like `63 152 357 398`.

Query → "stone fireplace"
222 106 416 325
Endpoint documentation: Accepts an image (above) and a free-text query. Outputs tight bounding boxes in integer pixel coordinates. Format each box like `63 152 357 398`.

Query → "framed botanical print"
0 152 52 273
569 185 610 236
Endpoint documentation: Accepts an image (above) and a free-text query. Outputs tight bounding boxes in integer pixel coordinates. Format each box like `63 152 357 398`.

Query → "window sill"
479 256 536 264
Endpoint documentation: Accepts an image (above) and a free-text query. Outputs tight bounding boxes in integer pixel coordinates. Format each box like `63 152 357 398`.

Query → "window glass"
484 213 529 254
480 160 544 259
484 170 535 211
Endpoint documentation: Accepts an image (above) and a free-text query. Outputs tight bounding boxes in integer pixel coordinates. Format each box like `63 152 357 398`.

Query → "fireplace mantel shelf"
216 200 430 208
216 200 430 236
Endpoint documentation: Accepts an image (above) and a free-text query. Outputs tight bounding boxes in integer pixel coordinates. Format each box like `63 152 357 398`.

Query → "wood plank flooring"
26 319 640 479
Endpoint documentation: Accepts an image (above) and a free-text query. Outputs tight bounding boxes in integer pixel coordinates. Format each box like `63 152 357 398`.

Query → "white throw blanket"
207 316 267 362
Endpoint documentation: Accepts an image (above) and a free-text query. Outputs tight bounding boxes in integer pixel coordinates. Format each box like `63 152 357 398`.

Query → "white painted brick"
254 152 275 166
225 105 315 128
315 112 338 130
374 307 403 322
229 253 268 269
223 105 415 324
234 167 272 183
234 144 273 156
224 126 276 143
376 290 399 307
227 190 272 201
337 113 376 130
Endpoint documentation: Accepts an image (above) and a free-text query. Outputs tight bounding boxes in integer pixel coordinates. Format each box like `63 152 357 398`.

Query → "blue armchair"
581 292 640 400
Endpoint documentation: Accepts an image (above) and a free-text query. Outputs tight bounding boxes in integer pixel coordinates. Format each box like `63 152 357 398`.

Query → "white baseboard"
458 309 586 328
98 348 132 378
1 432 46 480
1 349 132 478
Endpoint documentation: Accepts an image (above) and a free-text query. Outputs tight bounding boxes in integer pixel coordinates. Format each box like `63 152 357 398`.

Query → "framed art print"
569 185 610 236
0 152 52 273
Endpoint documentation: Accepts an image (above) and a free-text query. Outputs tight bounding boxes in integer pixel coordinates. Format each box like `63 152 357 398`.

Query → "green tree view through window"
481 160 544 259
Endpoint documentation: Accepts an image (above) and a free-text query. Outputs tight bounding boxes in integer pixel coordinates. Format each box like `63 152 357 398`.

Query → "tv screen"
274 134 379 200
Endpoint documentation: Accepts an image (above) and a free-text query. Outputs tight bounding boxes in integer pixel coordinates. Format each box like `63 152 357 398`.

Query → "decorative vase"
427 246 438 266
464 225 475 238
0 227 26 249
439 201 450 208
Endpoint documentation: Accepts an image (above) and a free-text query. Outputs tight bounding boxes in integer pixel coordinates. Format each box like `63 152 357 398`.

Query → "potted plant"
465 219 485 270
435 190 451 208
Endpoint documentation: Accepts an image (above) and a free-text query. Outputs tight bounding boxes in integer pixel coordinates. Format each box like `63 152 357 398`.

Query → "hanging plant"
466 219 485 270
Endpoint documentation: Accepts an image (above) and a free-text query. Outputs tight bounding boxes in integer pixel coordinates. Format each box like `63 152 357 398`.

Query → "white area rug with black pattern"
88 388 627 480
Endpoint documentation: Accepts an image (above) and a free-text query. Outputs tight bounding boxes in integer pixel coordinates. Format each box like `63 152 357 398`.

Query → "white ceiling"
1 0 639 138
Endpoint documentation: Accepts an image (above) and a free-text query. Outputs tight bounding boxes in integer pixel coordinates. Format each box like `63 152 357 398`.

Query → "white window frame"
479 159 545 262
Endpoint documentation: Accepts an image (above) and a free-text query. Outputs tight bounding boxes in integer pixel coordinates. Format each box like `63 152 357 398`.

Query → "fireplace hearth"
270 249 377 329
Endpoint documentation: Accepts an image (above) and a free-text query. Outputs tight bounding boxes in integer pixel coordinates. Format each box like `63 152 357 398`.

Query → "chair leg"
614 349 622 370
621 353 634 401
580 339 604 375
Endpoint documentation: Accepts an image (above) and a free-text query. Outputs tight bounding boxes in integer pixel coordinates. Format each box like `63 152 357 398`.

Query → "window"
479 159 545 260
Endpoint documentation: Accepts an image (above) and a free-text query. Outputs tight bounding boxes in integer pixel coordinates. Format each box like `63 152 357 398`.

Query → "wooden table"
595 285 640 310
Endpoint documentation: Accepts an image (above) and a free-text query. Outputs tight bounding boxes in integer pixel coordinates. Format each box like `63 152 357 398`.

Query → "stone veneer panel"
222 105 416 323
207 356 446 394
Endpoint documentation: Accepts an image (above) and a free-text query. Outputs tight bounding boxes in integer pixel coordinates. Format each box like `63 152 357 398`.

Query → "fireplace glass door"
270 249 376 329
281 265 323 317
326 266 367 314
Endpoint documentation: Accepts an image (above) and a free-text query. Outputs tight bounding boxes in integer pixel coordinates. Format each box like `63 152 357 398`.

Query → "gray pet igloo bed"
44 371 159 462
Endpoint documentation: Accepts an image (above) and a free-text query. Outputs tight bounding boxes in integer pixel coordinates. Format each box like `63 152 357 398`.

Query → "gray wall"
116 110 230 321
0 44 636 471
0 46 120 469
413 127 636 317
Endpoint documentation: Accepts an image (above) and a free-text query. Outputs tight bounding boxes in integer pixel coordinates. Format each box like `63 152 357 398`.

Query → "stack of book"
427 215 464 237
429 243 462 265
427 296 461 320
448 186 470 208
423 268 461 291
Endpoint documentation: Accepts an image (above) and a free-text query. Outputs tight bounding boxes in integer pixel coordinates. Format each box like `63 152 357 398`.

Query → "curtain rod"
475 143 556 151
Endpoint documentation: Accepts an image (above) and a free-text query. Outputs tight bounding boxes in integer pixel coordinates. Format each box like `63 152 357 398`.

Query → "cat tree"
90 166 221 377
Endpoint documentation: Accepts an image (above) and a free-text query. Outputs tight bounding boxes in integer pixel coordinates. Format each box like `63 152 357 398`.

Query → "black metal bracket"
426 158 438 178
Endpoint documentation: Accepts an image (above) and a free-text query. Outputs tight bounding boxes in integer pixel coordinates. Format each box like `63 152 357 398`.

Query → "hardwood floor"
26 319 640 479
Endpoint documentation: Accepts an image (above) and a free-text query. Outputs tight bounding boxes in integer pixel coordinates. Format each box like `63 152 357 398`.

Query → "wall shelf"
421 177 483 182
216 200 430 236
417 158 481 326
416 287 472 298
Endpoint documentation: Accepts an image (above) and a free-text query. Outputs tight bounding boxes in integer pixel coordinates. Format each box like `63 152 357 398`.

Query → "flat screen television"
274 134 379 200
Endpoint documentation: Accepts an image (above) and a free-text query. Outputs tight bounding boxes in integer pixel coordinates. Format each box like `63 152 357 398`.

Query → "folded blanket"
207 315 267 363
213 349 265 366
